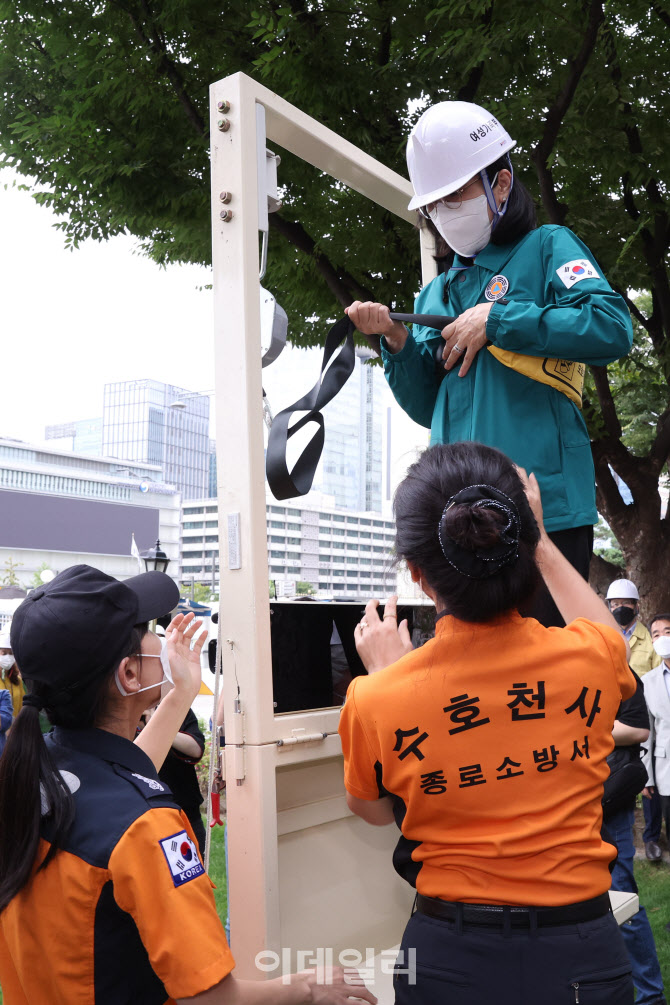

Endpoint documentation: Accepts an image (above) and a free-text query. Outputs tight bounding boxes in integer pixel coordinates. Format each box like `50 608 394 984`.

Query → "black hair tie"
22 694 45 711
437 484 520 580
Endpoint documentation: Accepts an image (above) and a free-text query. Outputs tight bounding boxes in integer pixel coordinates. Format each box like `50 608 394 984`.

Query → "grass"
634 857 670 981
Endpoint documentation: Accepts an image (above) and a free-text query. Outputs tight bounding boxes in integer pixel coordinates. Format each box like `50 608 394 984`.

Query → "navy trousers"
393 908 633 1005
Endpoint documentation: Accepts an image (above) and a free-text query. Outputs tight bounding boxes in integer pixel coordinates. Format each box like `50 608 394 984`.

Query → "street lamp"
168 390 214 410
140 539 170 574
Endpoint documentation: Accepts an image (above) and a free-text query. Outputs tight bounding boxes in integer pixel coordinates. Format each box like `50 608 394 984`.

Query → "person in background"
641 615 670 868
140 704 207 856
0 629 24 720
606 580 659 677
606 579 663 862
0 686 11 756
603 674 666 1005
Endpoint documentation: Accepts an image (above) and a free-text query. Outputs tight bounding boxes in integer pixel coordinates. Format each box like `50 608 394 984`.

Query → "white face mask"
430 193 493 258
115 638 173 697
653 635 670 660
0 655 15 674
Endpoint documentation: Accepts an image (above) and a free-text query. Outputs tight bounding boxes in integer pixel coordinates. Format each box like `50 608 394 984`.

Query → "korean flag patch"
160 830 204 888
557 259 599 289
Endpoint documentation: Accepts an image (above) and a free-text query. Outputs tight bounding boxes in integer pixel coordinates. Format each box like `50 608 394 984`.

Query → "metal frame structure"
209 71 434 980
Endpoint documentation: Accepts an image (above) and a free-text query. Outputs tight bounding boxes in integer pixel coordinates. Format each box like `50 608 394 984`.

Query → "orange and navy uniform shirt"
0 727 234 1005
339 613 635 908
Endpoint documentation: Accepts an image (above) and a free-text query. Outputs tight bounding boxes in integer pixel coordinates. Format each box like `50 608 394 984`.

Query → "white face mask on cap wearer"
653 636 670 660
115 637 173 698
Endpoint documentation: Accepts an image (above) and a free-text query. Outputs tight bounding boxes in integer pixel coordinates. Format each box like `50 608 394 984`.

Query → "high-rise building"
102 380 209 500
45 418 103 455
180 495 397 599
263 346 385 513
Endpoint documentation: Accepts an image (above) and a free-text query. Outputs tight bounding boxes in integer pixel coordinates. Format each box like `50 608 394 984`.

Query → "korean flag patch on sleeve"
556 259 599 289
160 830 204 888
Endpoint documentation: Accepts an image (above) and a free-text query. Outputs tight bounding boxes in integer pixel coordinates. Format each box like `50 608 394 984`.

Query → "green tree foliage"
1 0 669 605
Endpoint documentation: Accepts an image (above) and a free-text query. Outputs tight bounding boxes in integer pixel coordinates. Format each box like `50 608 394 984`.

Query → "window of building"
270 551 286 558
185 507 205 515
183 522 204 530
332 542 345 550
333 514 345 522
333 528 345 537
270 535 285 544
346 557 358 565
269 521 285 529
269 506 285 515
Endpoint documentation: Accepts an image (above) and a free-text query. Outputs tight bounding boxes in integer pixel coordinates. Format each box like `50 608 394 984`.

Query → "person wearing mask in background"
602 674 666 1005
606 580 663 862
341 441 636 1005
0 629 24 720
346 101 633 628
641 615 670 869
0 565 374 1005
606 580 659 677
0 684 11 756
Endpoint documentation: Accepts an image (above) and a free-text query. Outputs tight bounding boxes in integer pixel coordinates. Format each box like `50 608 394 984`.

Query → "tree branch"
456 2 494 103
116 0 206 137
531 0 604 224
269 213 381 352
650 0 670 31
591 365 622 440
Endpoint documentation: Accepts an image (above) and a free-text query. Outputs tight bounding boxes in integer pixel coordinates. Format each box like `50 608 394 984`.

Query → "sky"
0 168 215 443
0 168 427 479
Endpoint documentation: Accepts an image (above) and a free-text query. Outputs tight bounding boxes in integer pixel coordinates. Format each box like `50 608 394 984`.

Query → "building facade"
181 496 397 598
45 418 104 455
0 438 181 585
102 379 210 500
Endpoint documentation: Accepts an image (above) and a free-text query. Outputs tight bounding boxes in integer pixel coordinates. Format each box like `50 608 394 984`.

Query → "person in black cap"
0 564 374 1005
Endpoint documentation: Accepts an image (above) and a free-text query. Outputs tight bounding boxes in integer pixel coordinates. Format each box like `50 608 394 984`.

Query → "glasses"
418 172 498 219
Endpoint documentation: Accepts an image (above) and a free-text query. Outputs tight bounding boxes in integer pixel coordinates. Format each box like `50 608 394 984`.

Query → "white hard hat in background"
406 101 516 211
0 630 11 650
606 579 639 601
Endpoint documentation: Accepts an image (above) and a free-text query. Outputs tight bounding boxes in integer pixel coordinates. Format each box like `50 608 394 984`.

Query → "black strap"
266 316 356 500
389 312 457 329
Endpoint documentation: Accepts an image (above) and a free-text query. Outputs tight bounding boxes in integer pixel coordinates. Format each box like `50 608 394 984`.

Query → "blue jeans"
607 805 666 1005
643 789 663 844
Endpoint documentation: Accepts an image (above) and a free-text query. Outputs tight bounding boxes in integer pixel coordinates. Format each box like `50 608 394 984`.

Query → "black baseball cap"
11 565 179 689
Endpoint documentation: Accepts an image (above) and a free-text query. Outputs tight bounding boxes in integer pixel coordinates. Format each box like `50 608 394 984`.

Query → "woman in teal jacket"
347 101 632 625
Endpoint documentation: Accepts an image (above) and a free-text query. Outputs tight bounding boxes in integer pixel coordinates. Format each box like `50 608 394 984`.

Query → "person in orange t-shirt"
339 442 636 1005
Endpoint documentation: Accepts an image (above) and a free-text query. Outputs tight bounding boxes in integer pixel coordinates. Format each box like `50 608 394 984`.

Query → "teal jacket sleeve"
381 330 443 429
485 227 633 365
0 689 12 733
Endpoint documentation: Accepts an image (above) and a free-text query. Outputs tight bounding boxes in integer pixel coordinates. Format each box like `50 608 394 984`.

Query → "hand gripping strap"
266 316 356 500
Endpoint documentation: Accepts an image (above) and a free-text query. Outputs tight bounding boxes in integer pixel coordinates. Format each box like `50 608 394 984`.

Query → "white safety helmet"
406 101 516 211
606 579 639 601
0 630 10 650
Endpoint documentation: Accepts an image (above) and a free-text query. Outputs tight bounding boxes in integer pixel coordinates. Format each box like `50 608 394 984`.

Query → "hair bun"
440 503 507 552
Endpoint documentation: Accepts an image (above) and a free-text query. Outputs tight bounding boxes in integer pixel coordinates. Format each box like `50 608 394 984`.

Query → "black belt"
416 892 611 929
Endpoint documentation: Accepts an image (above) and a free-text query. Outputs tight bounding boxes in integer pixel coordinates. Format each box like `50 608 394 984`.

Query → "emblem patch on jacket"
160 830 204 888
556 259 599 288
484 275 509 301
